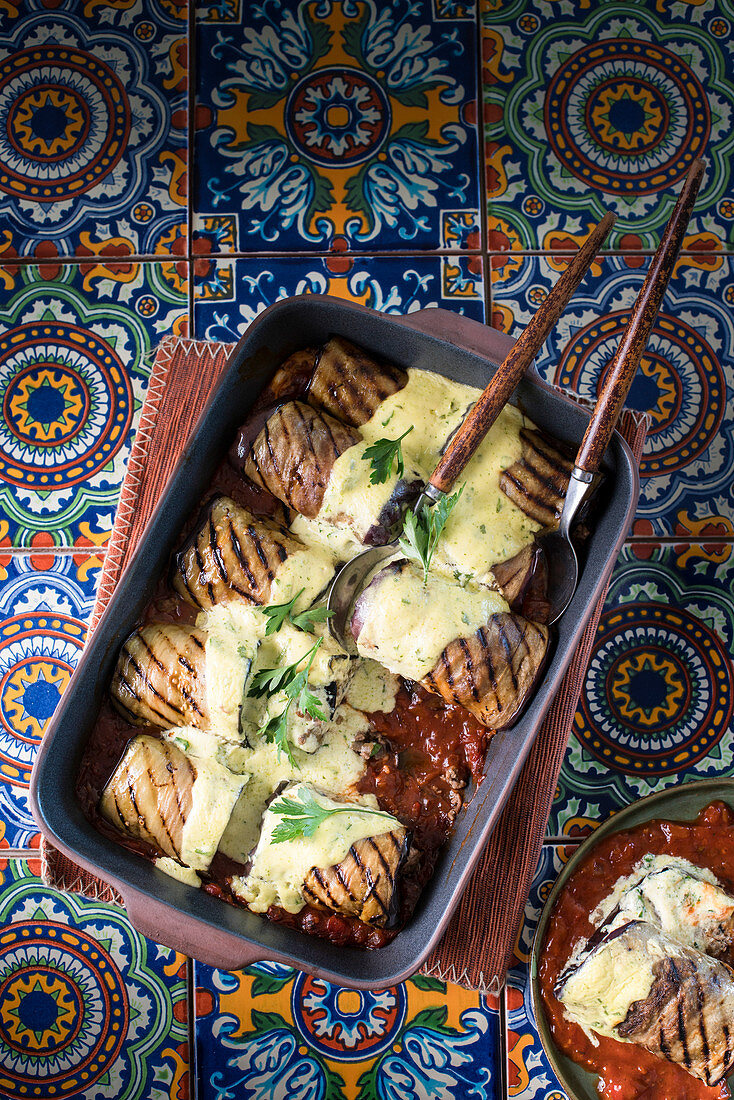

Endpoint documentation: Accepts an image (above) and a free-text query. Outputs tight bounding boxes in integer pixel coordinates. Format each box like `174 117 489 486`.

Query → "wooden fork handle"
575 158 705 476
428 211 615 496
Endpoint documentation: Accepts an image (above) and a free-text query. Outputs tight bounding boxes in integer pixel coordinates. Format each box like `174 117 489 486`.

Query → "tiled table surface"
0 1 731 1097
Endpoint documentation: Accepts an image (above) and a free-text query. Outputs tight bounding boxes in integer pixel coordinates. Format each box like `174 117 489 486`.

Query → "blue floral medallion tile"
194 0 480 252
0 554 101 848
506 843 574 1100
194 961 501 1098
0 858 189 1100
490 253 734 538
481 0 734 250
0 261 187 547
548 543 734 836
0 2 187 259
194 253 486 341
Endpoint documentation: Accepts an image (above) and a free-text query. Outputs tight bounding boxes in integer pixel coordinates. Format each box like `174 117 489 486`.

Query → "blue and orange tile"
0 554 101 848
193 0 481 253
194 960 501 1098
0 1 188 260
0 261 187 548
481 0 734 251
0 858 189 1100
193 252 486 340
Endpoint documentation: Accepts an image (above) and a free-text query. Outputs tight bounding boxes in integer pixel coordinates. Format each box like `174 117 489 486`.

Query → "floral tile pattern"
194 960 501 1099
0 858 189 1100
482 0 734 251
194 252 485 341
549 543 734 837
0 554 101 848
490 253 734 537
193 0 480 252
0 1 187 260
0 261 187 547
505 844 575 1100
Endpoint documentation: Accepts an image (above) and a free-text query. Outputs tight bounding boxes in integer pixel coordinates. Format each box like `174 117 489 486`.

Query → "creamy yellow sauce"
234 782 399 914
355 561 508 679
345 659 399 713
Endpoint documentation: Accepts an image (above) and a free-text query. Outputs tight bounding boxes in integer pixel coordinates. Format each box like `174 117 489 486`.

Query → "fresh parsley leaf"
398 486 464 583
261 589 305 636
290 605 333 633
362 426 413 485
259 707 297 768
270 788 396 844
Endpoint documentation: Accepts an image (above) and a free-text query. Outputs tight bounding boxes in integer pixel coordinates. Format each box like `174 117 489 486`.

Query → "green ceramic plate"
529 778 734 1100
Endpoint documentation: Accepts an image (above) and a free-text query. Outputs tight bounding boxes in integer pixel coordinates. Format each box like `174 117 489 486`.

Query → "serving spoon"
327 210 616 654
540 157 705 625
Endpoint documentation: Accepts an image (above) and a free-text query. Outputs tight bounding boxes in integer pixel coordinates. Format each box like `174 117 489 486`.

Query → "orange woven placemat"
41 334 647 993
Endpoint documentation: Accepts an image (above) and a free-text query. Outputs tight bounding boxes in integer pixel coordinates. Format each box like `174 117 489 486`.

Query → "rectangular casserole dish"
30 295 639 988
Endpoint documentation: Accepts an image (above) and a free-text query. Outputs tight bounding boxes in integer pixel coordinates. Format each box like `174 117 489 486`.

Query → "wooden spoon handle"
575 158 705 475
428 211 615 496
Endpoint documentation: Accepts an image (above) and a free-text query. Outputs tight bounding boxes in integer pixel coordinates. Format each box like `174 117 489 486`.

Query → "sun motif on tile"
1 657 71 741
1 969 81 1052
6 366 88 446
608 651 687 728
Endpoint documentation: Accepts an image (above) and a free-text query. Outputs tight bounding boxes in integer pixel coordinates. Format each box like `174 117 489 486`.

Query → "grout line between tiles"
187 0 196 335
499 981 508 1098
187 957 199 1100
4 547 107 557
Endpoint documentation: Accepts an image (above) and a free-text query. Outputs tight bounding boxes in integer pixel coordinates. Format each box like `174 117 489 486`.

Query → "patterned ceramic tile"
194 961 501 1099
481 0 734 250
505 843 575 1100
0 1 187 259
194 0 480 252
0 857 189 1100
0 261 187 547
0 554 101 848
490 252 734 538
548 543 734 837
194 253 486 341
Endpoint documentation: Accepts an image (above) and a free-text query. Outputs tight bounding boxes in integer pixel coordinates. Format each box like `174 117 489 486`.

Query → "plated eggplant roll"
307 335 408 427
172 495 333 613
111 624 209 731
99 734 246 873
557 918 734 1087
592 854 734 958
244 400 360 519
352 561 549 729
234 783 409 927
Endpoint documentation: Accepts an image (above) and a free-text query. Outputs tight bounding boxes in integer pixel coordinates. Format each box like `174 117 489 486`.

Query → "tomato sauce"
539 801 734 1100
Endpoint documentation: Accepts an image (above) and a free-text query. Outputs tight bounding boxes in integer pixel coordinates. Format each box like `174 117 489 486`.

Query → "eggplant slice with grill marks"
172 495 305 611
499 428 573 528
308 335 407 427
557 918 734 1087
111 624 209 730
244 400 360 518
423 613 549 729
303 827 410 927
100 733 246 873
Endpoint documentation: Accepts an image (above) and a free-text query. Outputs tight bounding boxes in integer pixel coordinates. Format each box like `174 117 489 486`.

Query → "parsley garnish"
262 589 333 636
398 487 464 584
270 787 396 844
248 639 327 766
362 426 413 484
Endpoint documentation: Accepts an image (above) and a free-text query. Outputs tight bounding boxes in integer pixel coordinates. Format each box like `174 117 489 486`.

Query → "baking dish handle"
392 307 547 388
123 890 266 971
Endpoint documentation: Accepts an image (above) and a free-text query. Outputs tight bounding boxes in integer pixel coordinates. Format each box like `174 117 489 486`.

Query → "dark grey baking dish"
30 296 638 987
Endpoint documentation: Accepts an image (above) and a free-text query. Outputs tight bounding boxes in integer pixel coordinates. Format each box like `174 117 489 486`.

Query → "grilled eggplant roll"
99 734 245 873
172 495 333 612
111 624 209 730
235 783 409 927
351 561 549 730
308 335 407 427
499 428 573 528
557 918 734 1087
244 400 360 518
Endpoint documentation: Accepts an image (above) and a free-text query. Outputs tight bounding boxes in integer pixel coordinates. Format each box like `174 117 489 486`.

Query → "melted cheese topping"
356 562 508 679
234 782 399 914
345 659 399 713
267 544 336 608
